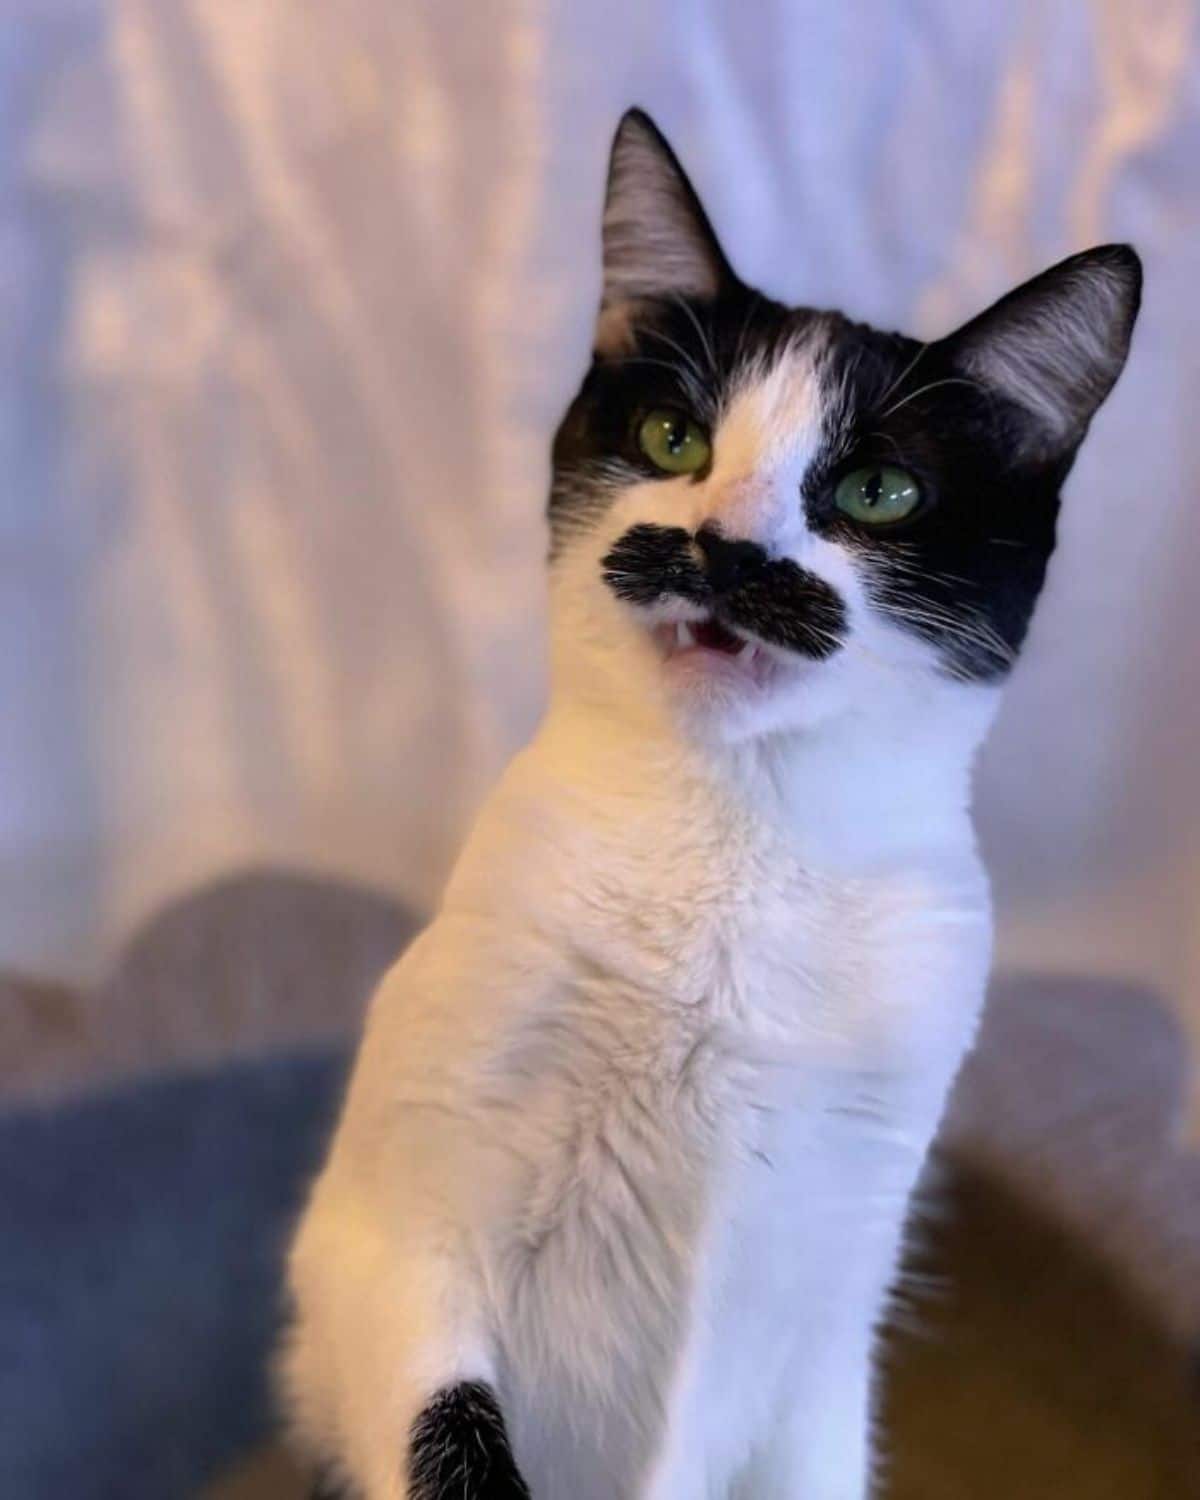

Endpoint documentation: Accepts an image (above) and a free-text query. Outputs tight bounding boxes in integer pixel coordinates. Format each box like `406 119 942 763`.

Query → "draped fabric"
2 1 1198 1110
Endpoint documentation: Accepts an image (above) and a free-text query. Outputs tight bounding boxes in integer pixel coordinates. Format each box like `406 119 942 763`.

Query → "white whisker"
874 341 931 410
670 293 718 381
639 324 710 394
879 376 985 422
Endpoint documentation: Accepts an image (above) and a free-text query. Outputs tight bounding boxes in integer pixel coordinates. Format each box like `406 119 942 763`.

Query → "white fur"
282 339 1000 1499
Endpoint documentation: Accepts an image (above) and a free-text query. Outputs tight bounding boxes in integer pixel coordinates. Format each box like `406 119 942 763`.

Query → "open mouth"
653 615 762 664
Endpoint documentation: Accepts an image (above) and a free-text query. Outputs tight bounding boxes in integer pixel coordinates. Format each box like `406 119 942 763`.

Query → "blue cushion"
0 1049 348 1500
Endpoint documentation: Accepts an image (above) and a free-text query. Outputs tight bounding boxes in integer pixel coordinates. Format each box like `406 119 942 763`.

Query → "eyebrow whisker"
875 340 931 410
879 376 984 421
669 292 719 381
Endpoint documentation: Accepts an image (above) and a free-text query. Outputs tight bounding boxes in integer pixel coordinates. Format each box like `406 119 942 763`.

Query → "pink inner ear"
944 246 1141 453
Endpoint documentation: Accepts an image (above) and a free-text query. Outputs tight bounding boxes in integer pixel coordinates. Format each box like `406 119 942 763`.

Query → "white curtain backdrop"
3 0 1198 1108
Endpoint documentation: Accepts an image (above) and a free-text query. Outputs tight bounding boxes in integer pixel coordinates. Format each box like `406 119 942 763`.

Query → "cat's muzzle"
601 523 847 661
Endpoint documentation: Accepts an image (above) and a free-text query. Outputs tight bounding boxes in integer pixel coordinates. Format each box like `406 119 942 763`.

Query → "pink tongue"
694 618 742 654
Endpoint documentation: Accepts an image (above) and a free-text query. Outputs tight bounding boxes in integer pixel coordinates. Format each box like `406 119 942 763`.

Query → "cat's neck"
534 678 996 874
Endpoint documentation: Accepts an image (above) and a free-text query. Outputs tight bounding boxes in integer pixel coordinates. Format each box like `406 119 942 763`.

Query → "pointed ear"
597 109 734 351
942 245 1142 459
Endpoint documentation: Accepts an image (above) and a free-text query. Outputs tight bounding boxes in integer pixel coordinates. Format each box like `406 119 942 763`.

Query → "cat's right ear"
597 109 734 354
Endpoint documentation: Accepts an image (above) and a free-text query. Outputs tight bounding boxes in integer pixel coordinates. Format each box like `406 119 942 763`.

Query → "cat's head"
548 109 1140 748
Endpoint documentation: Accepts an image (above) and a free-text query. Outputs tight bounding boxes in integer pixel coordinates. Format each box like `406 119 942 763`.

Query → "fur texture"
281 109 1140 1499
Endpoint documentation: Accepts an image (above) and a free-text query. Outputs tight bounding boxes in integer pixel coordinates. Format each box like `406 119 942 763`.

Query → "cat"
281 108 1140 1500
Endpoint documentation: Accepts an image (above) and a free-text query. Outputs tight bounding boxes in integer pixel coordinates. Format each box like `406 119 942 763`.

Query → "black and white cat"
282 110 1140 1500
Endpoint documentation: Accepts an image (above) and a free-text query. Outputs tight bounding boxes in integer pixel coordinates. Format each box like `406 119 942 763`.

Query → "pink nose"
704 476 777 544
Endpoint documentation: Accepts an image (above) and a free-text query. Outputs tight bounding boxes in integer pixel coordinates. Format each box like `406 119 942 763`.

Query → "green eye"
637 408 711 475
834 465 923 525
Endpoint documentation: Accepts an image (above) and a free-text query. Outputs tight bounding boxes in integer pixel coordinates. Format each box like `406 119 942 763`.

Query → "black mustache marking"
601 524 712 606
601 523 847 660
721 569 846 659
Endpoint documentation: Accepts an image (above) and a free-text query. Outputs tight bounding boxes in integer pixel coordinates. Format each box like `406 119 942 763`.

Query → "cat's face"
548 110 1140 746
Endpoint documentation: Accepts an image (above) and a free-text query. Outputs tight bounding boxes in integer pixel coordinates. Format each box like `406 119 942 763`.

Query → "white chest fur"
286 700 993 1500
417 711 992 1498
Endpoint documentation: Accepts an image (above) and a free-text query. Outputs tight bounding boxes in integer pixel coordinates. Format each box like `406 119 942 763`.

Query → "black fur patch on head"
800 317 1065 681
552 111 1141 684
408 1381 531 1500
550 287 803 521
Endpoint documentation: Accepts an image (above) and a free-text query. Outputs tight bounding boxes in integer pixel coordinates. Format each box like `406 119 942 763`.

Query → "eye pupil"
637 408 711 475
833 463 923 526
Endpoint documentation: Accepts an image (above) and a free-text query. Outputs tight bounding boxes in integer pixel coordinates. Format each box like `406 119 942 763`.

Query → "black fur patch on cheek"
723 563 848 659
408 1381 531 1500
601 523 712 605
856 539 1048 682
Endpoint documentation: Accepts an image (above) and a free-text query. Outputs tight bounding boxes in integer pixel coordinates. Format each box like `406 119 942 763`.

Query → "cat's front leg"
767 1381 874 1500
636 1354 872 1500
642 1398 871 1500
285 1194 533 1500
740 1298 878 1500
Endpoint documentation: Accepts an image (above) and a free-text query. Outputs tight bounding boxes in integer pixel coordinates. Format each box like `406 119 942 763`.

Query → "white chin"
657 643 826 743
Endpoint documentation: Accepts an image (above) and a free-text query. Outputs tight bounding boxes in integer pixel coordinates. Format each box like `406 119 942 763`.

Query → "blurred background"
1 1 1198 1497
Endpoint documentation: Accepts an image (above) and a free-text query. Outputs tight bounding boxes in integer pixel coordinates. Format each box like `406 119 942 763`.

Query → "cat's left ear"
941 245 1142 460
597 109 735 353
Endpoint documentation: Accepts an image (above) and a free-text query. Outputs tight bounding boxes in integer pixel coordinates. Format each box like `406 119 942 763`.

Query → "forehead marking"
713 332 830 481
